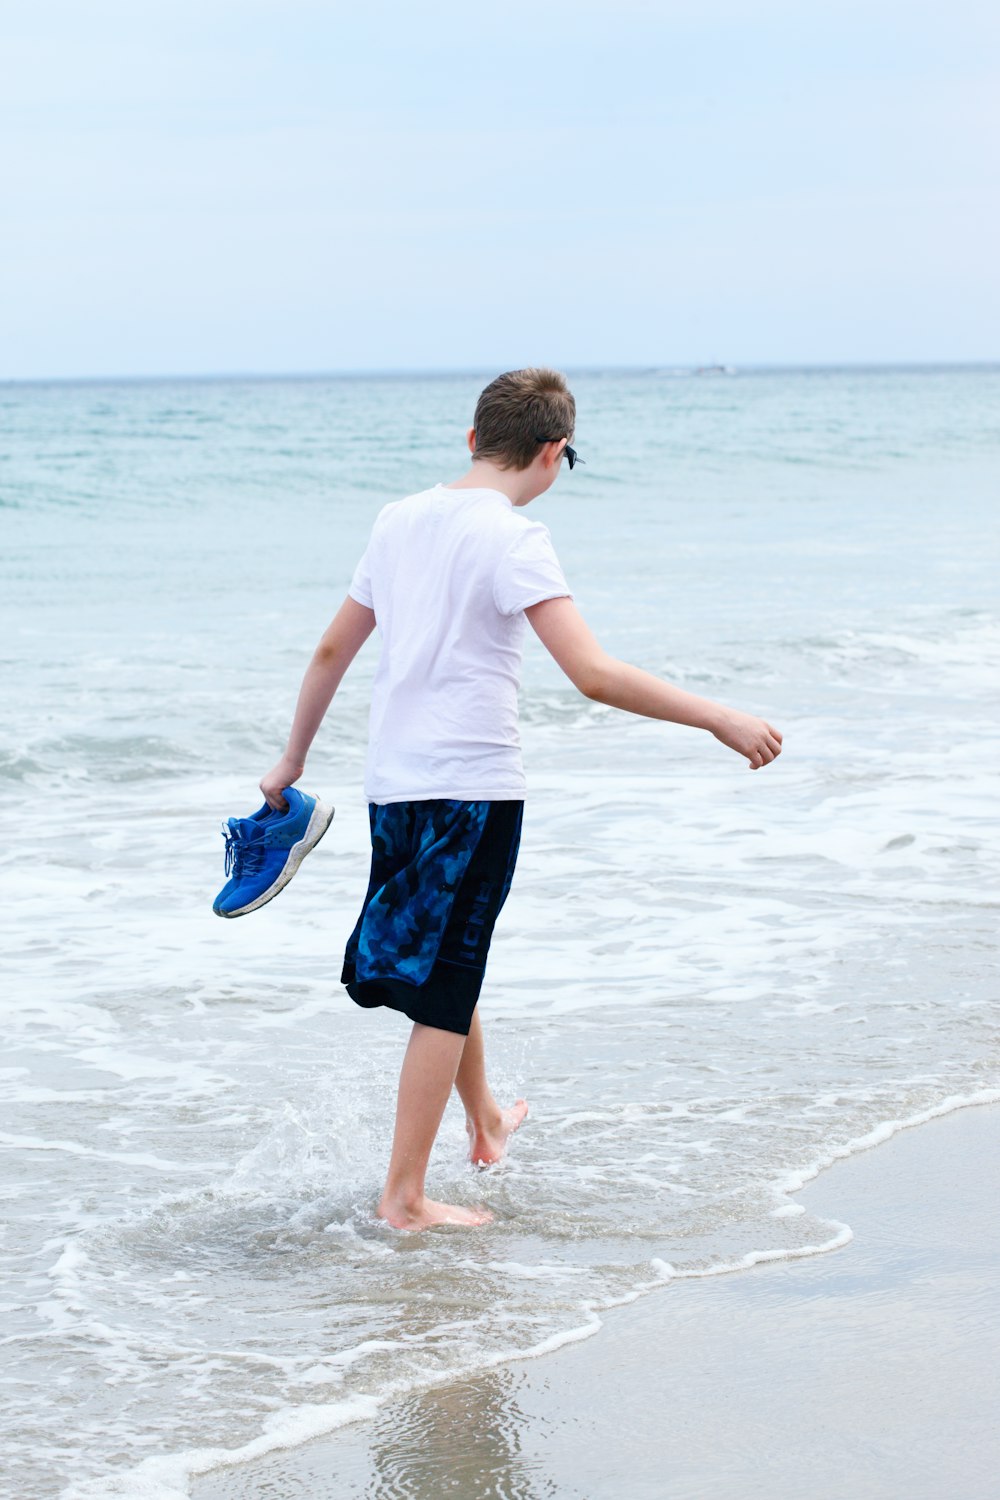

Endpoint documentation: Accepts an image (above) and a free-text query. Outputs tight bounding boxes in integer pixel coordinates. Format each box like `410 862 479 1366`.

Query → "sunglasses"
534 434 584 470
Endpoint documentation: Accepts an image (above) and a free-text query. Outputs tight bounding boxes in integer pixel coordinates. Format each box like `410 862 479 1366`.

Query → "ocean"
2 366 998 1498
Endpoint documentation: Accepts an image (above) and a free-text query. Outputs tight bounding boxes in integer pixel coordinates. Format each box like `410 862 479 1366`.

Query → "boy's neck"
442 460 538 508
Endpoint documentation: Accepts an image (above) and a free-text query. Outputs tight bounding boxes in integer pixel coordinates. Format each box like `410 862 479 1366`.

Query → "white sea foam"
60 1394 385 1500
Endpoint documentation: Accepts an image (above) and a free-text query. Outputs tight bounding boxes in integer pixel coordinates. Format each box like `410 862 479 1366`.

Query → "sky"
1 0 998 379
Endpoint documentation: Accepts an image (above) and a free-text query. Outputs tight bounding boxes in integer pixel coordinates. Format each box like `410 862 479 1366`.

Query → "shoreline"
185 1100 1000 1500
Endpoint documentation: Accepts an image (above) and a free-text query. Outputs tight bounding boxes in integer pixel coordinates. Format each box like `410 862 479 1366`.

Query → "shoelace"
222 823 267 881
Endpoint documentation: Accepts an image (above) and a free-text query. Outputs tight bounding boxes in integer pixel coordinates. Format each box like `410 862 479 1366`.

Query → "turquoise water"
2 367 999 1498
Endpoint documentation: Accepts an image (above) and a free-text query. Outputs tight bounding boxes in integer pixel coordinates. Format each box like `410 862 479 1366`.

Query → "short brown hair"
472 367 576 471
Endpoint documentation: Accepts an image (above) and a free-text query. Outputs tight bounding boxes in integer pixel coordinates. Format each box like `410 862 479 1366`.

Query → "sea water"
1 367 998 1498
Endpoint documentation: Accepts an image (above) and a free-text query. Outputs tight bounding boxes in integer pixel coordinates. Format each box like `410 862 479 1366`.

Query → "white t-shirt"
348 483 573 804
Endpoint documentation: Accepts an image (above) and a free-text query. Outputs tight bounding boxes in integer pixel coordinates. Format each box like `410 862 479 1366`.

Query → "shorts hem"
342 959 485 1037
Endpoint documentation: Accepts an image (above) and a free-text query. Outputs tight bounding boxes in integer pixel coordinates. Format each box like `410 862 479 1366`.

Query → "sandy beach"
191 1102 1000 1500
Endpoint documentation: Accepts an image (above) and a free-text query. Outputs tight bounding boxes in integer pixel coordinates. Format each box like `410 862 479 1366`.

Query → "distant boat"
693 364 736 376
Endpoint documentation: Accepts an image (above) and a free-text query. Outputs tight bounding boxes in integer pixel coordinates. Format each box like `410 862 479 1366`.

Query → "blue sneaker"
213 786 335 918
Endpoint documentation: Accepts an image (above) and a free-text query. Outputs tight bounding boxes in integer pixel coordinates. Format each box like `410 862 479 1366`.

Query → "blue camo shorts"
341 798 524 1036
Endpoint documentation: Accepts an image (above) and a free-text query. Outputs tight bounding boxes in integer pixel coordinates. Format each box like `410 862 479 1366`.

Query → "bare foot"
376 1195 494 1232
466 1099 529 1167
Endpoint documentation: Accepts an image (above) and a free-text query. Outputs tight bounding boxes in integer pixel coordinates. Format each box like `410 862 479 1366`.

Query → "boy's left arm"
526 596 781 770
260 595 376 810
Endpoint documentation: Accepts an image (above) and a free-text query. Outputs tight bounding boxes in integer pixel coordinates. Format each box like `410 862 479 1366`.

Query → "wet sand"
196 1103 1000 1500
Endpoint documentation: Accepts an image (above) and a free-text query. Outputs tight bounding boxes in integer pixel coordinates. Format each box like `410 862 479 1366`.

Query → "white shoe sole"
218 799 335 918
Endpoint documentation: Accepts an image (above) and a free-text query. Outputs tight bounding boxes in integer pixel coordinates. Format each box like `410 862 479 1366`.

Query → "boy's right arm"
260 594 376 810
525 596 782 770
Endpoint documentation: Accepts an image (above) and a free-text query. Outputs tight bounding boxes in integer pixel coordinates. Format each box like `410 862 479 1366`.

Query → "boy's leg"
377 1021 494 1231
453 1008 529 1167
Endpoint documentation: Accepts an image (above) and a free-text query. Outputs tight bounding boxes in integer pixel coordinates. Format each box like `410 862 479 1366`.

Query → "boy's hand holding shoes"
260 754 306 813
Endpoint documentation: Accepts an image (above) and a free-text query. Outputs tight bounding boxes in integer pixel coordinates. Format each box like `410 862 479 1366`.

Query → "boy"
259 367 782 1233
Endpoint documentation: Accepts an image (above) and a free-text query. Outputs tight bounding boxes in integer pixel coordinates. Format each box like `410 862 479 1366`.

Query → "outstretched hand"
712 709 783 770
260 754 306 812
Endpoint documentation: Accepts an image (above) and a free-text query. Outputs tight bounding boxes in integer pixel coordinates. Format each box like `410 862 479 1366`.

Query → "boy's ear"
466 426 476 454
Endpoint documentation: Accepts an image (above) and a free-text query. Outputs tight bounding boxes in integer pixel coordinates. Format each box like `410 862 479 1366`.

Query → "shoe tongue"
229 816 266 841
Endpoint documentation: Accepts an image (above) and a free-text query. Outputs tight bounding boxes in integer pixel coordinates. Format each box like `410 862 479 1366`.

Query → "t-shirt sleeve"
347 500 400 609
348 545 373 608
493 523 573 617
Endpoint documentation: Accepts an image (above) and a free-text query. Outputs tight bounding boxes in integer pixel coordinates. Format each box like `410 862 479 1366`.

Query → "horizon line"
1 359 998 388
